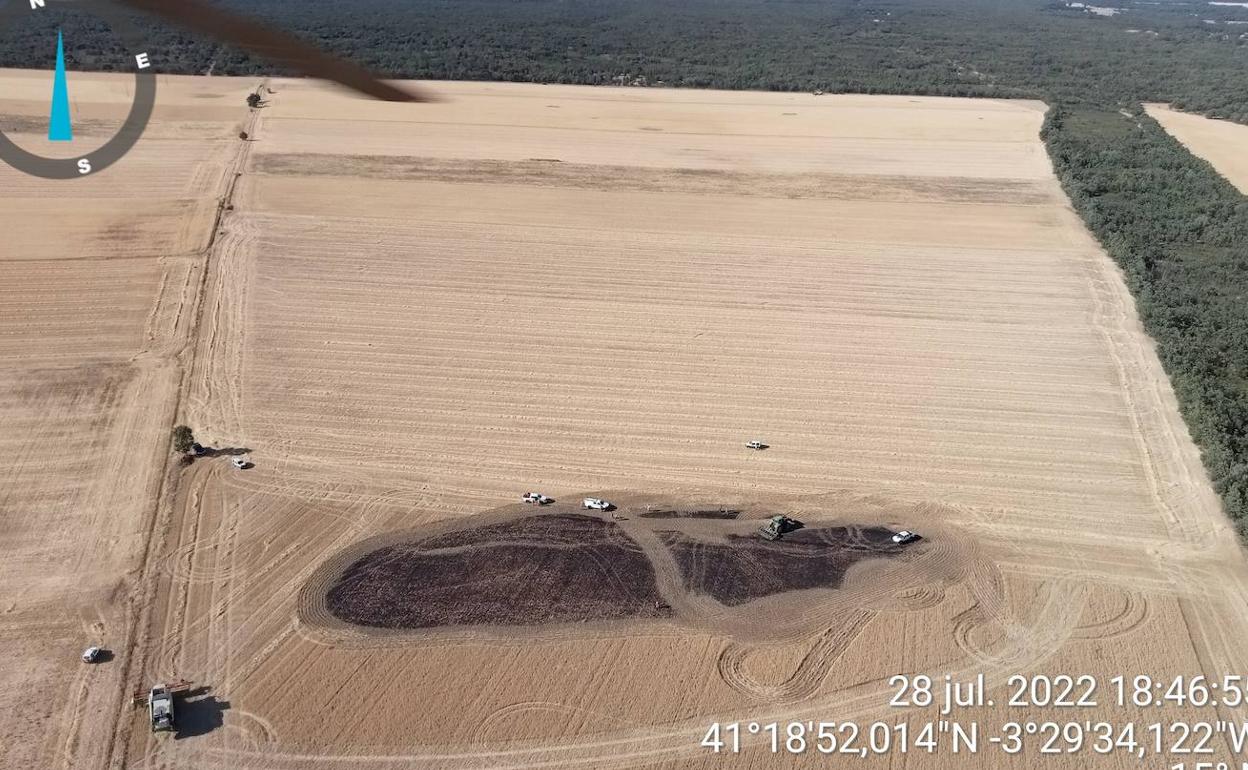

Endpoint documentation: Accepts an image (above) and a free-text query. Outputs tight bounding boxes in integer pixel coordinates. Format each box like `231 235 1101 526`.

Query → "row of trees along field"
4 0 1248 532
1044 108 1248 531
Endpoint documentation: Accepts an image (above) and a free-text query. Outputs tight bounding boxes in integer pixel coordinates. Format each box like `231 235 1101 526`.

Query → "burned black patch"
660 526 908 606
326 514 666 629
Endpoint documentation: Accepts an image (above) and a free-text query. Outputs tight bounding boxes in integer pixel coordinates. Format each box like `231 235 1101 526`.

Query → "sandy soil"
1146 103 1248 194
3 75 1247 769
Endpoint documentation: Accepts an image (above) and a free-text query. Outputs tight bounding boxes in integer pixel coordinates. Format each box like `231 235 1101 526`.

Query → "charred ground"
638 508 740 520
325 514 667 629
317 501 920 633
660 526 906 606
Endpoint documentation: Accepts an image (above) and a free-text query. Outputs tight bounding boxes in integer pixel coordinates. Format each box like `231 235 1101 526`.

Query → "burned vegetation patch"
326 514 666 629
660 526 908 606
638 508 740 520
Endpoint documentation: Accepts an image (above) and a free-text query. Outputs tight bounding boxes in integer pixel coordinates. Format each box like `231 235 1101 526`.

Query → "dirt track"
4 75 1248 769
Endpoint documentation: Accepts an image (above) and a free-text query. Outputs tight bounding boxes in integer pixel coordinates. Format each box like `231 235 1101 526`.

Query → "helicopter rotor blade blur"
115 0 432 102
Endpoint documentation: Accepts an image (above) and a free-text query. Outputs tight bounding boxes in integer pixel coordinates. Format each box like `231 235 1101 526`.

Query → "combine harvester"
132 679 192 732
757 515 802 541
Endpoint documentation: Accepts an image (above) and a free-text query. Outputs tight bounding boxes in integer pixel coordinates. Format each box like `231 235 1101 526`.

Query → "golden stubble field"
2 73 1247 769
0 69 254 770
1147 103 1248 194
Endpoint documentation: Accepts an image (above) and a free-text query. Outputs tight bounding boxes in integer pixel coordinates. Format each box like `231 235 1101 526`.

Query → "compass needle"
2 0 431 177
48 28 71 141
0 0 155 178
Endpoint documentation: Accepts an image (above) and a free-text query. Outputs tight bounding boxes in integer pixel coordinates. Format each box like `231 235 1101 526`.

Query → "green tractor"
757 515 801 541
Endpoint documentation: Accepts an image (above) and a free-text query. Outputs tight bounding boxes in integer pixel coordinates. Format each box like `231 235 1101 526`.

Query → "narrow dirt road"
105 82 267 770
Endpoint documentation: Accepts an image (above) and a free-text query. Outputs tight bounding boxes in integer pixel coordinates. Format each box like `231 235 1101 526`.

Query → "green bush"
172 425 195 454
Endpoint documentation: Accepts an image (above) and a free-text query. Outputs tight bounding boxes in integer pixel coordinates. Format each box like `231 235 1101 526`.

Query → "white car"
82 646 102 663
745 440 768 450
231 456 250 469
522 492 553 505
891 530 919 544
582 497 613 511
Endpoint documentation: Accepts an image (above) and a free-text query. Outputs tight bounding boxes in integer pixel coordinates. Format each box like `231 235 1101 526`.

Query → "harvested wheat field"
3 74 1248 769
1146 103 1248 194
0 69 254 770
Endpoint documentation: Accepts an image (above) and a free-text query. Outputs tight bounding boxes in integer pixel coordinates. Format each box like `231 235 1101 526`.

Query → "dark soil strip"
0 114 116 136
251 153 1051 205
638 509 740 520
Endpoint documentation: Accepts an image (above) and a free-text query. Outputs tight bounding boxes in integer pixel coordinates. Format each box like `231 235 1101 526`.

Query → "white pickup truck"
582 497 613 511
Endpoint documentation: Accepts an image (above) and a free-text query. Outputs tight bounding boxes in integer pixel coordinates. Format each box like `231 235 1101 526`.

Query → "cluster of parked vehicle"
518 438 919 544
520 492 616 510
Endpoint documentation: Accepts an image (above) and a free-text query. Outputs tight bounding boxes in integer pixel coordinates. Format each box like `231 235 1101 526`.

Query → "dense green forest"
6 0 1248 115
4 0 1248 531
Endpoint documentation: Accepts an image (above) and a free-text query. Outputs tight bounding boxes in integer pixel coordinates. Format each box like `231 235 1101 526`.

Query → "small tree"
172 425 195 454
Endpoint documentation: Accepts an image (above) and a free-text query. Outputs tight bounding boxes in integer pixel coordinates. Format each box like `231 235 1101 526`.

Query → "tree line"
4 0 1248 112
1044 107 1248 532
